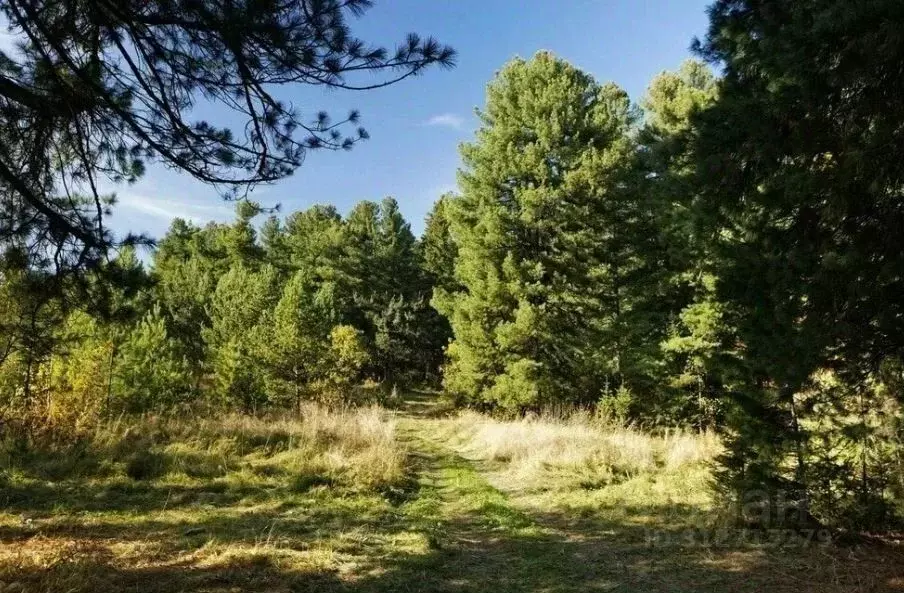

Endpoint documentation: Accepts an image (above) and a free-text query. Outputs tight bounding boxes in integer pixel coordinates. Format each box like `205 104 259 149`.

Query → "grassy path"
379 392 712 593
372 393 620 593
376 393 904 593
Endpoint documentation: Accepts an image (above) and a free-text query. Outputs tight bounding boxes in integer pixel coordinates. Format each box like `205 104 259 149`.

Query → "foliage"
693 0 904 528
205 264 280 409
318 324 370 402
0 1 902 534
440 52 639 409
422 194 459 296
45 312 112 433
637 60 722 425
0 0 454 273
113 305 193 413
260 271 335 406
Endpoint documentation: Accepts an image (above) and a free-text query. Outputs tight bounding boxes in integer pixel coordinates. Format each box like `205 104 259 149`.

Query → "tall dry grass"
443 410 720 492
1 403 407 492
0 404 409 593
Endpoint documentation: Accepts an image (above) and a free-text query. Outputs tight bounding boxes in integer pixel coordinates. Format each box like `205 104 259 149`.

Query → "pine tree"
321 325 370 400
283 204 357 320
639 60 724 424
260 216 290 271
422 194 459 297
371 197 424 381
343 198 433 383
694 0 904 527
260 271 334 407
418 195 458 381
153 203 268 377
52 312 113 429
222 201 267 269
114 305 192 412
205 264 280 409
441 52 638 409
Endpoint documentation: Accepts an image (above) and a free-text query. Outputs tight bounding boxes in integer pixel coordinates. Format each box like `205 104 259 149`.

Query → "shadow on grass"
398 391 457 419
2 462 903 593
3 508 902 593
0 475 302 514
2 552 347 593
0 422 306 484
2 409 902 593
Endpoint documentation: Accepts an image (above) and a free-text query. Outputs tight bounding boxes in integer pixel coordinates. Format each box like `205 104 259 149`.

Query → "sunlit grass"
440 410 719 510
0 405 419 592
0 397 900 593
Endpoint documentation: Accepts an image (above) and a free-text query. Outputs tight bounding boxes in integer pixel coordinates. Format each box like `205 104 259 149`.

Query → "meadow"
0 394 900 593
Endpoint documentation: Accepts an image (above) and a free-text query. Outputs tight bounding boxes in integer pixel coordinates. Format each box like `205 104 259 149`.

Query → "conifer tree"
283 205 352 304
114 304 192 412
320 324 370 399
261 271 334 406
422 194 459 297
344 197 433 383
440 52 637 409
418 195 458 380
639 60 724 424
695 0 904 527
52 312 114 426
205 264 280 409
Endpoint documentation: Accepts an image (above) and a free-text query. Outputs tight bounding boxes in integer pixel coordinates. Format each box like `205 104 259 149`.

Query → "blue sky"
110 0 712 240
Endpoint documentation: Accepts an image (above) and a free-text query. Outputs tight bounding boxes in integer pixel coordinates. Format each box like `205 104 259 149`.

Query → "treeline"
0 197 450 427
154 197 449 407
431 41 904 528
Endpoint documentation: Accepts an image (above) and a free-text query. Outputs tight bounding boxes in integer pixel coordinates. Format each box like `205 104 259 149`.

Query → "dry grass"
0 404 414 593
419 406 904 592
442 410 720 493
17 403 407 490
170 404 407 490
2 396 902 593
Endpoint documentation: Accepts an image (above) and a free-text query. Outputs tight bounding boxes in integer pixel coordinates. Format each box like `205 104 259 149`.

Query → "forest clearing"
1 0 904 590
1 394 901 593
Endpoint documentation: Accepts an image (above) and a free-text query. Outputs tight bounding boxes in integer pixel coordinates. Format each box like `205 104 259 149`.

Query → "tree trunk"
787 387 810 524
106 344 117 415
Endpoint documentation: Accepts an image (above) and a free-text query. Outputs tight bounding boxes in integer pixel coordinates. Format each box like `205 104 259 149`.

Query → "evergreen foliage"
261 271 335 406
691 0 904 528
114 304 193 413
439 52 640 409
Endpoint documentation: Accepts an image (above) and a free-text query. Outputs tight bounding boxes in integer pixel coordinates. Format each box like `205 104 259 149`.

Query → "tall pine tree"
695 0 904 527
440 52 637 409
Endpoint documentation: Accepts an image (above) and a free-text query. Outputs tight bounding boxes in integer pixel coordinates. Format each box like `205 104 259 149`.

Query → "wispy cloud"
115 193 234 225
424 113 465 130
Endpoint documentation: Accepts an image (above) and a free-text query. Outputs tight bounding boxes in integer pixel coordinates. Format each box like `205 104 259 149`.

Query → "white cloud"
115 193 233 225
424 113 465 130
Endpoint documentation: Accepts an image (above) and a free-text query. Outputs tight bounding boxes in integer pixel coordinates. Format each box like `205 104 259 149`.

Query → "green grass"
0 396 901 593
